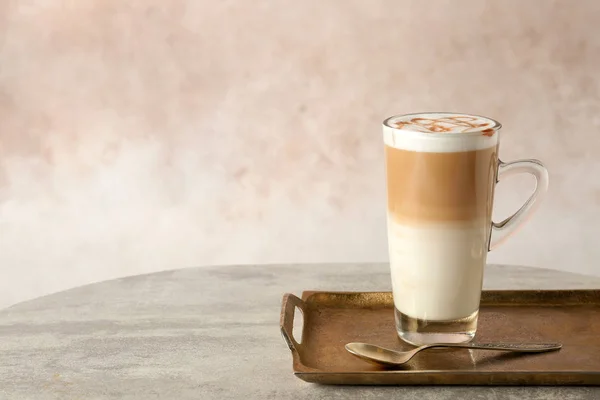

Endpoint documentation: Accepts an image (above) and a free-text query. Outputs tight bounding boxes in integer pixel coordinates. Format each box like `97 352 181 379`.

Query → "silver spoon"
345 342 562 366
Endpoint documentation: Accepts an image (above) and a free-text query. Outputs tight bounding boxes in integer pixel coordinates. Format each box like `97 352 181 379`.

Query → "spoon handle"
425 342 562 352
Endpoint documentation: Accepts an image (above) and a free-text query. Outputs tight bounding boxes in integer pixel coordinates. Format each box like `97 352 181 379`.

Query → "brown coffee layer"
385 145 498 223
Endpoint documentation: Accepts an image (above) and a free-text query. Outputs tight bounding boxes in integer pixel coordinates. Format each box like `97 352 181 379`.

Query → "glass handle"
489 159 549 251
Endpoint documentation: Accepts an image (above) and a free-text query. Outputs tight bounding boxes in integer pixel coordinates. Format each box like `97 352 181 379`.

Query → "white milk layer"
383 114 499 153
388 219 490 321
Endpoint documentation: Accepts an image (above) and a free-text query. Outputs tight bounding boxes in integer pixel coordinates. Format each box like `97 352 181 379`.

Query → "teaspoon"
345 342 562 366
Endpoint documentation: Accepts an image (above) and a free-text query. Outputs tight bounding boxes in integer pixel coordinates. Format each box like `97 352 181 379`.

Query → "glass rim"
383 112 502 136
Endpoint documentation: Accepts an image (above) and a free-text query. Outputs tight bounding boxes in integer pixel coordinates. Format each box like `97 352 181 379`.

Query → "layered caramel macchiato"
383 112 502 344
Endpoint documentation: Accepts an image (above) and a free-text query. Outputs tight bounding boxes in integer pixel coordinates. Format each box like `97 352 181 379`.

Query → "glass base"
395 308 478 345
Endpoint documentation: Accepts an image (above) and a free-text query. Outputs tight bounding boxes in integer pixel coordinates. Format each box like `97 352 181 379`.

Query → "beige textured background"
0 0 599 308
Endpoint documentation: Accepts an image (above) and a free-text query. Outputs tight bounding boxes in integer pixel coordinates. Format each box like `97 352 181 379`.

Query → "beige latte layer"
385 145 498 225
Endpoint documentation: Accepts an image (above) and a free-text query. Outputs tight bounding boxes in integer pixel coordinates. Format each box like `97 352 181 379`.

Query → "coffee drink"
383 112 548 345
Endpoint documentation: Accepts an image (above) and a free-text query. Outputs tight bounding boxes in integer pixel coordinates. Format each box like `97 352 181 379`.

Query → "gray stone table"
1 263 600 399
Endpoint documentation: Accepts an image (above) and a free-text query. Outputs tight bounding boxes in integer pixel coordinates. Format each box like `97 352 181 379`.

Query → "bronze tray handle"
280 293 305 352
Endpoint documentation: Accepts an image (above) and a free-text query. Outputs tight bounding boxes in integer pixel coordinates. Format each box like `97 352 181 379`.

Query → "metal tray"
280 290 600 385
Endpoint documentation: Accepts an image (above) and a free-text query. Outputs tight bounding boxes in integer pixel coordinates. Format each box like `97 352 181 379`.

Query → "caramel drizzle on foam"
394 116 496 137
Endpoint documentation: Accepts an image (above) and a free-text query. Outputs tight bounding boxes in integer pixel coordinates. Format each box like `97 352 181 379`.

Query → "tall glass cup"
383 112 548 345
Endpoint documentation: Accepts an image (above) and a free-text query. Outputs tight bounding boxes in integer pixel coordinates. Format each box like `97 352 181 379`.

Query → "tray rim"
280 289 600 385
